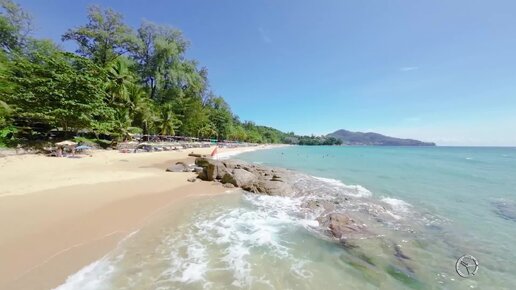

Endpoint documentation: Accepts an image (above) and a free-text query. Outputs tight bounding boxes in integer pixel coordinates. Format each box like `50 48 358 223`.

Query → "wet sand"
0 146 271 290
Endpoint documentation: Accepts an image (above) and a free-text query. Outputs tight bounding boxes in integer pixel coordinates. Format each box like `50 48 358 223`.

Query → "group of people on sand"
55 147 76 157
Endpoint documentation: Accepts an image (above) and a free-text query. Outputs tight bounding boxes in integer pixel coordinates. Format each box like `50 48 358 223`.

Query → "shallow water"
55 146 516 289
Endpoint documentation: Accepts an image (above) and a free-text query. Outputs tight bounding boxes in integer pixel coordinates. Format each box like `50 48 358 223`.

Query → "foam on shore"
313 176 372 198
214 144 288 160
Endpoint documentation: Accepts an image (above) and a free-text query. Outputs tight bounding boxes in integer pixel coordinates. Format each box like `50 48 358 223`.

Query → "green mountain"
328 129 436 146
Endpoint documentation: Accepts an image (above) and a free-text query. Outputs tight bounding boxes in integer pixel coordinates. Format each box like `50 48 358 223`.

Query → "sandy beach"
0 145 273 290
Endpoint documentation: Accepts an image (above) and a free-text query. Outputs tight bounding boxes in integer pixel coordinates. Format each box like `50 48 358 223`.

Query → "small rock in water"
394 244 411 260
317 213 364 240
302 200 336 212
492 199 516 221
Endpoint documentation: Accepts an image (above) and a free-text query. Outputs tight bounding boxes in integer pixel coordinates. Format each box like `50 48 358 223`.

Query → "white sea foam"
380 197 412 220
53 230 140 290
161 236 208 284
313 176 372 198
52 258 112 290
214 145 289 160
214 146 266 160
156 194 314 288
381 197 411 212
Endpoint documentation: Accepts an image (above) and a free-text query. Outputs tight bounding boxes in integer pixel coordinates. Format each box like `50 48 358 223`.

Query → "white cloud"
400 66 419 72
258 27 272 43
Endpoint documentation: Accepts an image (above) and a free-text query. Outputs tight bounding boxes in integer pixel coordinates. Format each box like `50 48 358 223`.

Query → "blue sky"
17 0 516 145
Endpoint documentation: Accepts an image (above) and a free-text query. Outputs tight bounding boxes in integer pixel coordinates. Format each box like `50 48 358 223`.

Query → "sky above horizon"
16 0 516 146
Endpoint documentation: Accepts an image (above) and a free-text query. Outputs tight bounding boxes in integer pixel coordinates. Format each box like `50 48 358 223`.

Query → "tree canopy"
0 1 342 147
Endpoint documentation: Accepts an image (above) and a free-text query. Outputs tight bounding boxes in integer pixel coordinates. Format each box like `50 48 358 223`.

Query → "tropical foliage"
0 1 341 147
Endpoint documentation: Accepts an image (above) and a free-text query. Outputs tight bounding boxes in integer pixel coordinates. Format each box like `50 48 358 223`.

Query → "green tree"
126 83 155 134
197 122 218 139
156 103 181 135
62 5 136 66
0 50 12 125
132 21 188 101
106 57 134 103
206 95 233 140
7 51 114 134
0 0 32 52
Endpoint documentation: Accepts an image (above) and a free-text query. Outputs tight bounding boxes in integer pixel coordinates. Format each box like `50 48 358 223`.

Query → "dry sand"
0 145 273 290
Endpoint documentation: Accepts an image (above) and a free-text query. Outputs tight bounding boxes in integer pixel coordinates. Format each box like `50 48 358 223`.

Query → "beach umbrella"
56 140 77 147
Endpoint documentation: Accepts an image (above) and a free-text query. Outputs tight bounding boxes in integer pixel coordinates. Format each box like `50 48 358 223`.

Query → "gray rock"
166 162 189 172
223 183 236 188
193 166 204 174
303 200 336 212
195 157 211 167
317 213 363 240
215 161 230 179
194 157 295 197
254 179 295 196
493 199 516 221
231 168 256 187
205 162 216 181
187 177 197 182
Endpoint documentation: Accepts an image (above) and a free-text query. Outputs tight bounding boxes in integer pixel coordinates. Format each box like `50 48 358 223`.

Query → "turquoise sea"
56 146 516 290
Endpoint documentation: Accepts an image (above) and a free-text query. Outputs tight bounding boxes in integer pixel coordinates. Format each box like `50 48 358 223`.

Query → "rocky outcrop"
195 157 295 196
193 158 390 251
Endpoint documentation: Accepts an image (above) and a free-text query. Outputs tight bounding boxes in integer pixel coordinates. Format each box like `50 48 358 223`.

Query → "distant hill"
328 129 436 146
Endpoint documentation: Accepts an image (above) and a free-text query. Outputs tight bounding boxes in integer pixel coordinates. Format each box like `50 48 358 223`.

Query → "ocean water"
55 146 516 290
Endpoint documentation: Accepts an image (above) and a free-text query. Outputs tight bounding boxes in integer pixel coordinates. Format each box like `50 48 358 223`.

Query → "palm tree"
127 84 155 133
157 103 181 136
198 122 218 139
106 58 133 104
113 107 133 141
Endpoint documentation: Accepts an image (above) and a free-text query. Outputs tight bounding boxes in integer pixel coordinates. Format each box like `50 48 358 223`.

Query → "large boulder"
231 168 256 187
254 179 295 196
196 158 225 181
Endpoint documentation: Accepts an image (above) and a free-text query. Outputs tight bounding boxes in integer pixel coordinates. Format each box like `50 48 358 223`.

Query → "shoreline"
0 145 283 290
